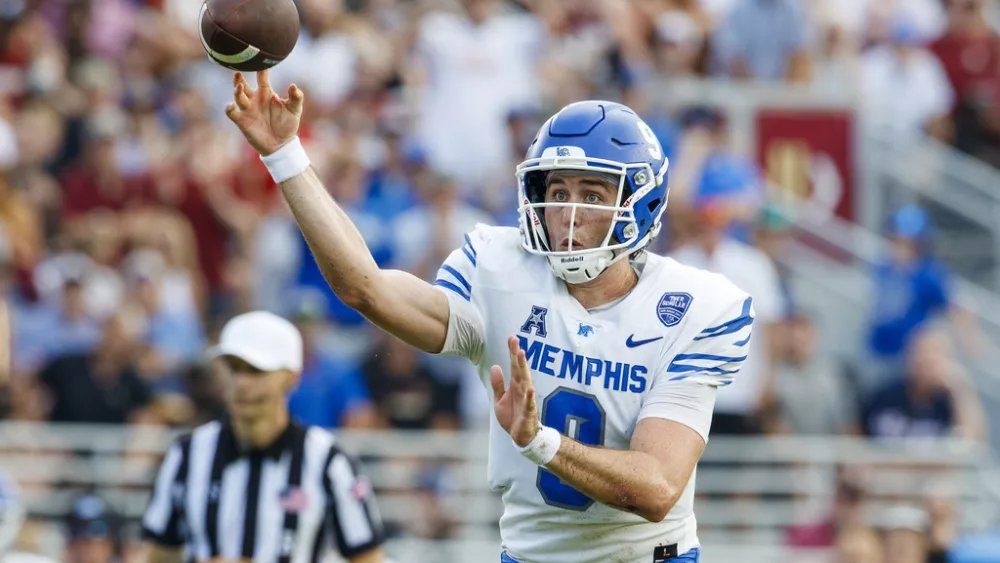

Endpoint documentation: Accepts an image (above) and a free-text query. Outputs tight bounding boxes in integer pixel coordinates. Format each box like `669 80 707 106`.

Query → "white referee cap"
209 311 303 373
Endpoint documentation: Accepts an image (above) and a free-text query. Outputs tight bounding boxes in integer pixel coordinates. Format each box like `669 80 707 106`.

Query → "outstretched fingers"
489 365 506 402
229 72 253 115
285 83 304 115
256 69 272 96
234 72 252 94
507 336 530 387
235 83 252 111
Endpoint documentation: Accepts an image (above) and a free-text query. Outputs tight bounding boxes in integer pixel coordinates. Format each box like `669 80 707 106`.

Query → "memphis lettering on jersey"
516 334 648 394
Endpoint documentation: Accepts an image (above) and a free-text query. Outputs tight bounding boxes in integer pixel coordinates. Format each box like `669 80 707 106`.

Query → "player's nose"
557 200 582 227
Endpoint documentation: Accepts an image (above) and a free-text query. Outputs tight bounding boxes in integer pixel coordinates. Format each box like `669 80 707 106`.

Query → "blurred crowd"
1 0 999 561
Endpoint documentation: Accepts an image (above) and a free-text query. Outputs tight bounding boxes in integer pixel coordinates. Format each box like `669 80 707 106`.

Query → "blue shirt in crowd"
288 352 371 429
868 257 951 359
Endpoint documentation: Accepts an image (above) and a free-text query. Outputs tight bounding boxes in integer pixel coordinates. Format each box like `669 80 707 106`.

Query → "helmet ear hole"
647 198 661 214
525 171 547 204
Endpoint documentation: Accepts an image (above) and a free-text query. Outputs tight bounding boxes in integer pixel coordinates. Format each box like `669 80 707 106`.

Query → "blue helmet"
516 100 669 283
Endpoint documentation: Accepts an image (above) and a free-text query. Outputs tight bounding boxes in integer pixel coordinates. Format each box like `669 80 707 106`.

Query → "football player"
225 70 753 563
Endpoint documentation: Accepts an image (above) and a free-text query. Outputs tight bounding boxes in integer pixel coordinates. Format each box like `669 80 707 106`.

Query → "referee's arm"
140 438 188 563
324 447 385 562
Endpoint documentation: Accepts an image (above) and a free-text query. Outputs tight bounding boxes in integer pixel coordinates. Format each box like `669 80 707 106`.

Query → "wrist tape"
260 136 310 183
518 426 561 466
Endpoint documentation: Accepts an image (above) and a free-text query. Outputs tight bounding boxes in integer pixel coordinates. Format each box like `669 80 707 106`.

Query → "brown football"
199 0 299 72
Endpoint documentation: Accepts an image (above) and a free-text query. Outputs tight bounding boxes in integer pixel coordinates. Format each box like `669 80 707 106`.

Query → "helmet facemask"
516 154 664 284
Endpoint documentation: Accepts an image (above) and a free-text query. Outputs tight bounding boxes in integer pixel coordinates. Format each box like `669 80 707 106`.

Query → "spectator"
930 0 1000 165
667 106 762 231
392 171 492 280
753 204 796 315
949 530 1000 563
269 0 358 112
123 249 204 387
862 326 985 441
930 0 1000 109
710 0 811 82
873 505 931 563
295 150 394 327
774 312 858 435
670 173 783 434
836 526 884 563
412 0 544 188
860 15 954 141
362 334 461 430
408 463 459 540
364 127 422 223
63 495 120 563
59 109 155 218
11 275 102 377
788 465 870 549
865 205 986 388
37 313 152 424
30 252 124 325
285 289 377 429
647 0 711 78
534 0 618 108
0 117 43 274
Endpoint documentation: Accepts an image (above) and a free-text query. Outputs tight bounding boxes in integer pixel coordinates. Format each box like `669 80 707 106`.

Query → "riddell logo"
561 256 585 263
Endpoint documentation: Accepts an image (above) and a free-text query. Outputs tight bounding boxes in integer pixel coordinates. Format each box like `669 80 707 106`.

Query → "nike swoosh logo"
625 335 664 348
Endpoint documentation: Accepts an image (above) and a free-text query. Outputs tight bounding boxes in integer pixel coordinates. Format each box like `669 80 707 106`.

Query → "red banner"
755 110 855 220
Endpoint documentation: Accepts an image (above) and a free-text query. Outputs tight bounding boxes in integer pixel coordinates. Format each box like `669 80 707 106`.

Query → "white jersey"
435 226 754 563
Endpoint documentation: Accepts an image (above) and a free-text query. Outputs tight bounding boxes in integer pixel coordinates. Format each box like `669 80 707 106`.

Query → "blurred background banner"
2 0 1000 561
756 108 854 220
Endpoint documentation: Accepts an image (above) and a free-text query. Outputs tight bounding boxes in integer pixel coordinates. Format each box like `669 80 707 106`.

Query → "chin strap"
548 246 649 285
548 249 616 284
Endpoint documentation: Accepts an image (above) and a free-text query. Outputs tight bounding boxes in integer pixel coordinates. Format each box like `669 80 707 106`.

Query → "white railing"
1 423 998 562
862 130 1000 290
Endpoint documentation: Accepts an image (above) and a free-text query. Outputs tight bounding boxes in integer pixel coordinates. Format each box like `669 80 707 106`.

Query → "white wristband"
518 426 561 466
260 136 310 183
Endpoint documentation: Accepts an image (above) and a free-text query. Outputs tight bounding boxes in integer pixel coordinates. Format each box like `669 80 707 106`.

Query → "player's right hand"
225 70 303 156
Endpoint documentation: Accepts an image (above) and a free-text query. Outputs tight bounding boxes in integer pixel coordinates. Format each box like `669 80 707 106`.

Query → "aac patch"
656 292 693 327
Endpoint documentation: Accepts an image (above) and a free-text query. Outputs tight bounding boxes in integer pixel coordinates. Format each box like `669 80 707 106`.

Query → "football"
198 0 299 72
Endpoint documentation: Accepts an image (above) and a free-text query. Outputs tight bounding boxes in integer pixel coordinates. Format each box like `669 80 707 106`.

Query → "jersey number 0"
536 387 606 510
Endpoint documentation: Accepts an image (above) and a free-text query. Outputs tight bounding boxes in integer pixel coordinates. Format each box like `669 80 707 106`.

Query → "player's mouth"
559 238 585 250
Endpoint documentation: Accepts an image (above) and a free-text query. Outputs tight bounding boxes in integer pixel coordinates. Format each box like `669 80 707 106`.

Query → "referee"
141 311 384 563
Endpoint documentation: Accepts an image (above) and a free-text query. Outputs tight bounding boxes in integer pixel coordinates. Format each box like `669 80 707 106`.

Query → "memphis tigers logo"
657 292 693 327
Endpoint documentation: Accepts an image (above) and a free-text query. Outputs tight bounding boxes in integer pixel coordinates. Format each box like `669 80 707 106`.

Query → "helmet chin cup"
548 249 614 284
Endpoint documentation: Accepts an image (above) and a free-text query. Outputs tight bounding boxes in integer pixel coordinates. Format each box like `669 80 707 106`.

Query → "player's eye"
585 193 602 204
551 190 568 202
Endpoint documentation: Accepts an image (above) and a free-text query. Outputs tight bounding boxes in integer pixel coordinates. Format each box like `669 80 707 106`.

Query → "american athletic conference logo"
656 292 693 327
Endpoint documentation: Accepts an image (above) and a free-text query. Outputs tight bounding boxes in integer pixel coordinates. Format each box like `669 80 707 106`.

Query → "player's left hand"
490 336 542 447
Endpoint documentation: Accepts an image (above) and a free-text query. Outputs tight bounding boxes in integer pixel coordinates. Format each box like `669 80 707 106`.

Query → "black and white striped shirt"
142 420 383 562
